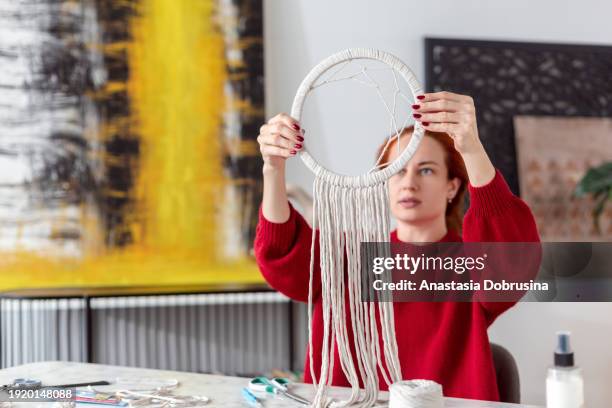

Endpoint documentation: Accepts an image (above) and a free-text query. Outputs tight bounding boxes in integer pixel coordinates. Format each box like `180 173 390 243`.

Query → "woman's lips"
398 198 421 209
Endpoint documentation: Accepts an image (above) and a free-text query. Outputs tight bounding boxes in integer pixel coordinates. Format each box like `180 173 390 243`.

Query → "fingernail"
411 104 420 110
417 95 425 100
290 149 297 155
292 123 300 130
296 135 304 142
413 113 422 119
422 122 430 126
295 143 302 149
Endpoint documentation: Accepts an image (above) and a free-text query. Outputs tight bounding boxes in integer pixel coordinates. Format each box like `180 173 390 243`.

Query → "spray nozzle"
556 331 572 354
554 331 574 367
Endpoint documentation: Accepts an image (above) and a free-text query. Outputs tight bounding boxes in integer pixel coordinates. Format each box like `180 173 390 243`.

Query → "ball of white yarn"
389 380 443 408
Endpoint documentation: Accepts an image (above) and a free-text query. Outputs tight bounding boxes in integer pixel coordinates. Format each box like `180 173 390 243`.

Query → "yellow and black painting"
0 0 265 289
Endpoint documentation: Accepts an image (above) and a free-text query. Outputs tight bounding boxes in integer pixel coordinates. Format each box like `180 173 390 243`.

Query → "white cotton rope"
389 380 444 408
291 49 435 408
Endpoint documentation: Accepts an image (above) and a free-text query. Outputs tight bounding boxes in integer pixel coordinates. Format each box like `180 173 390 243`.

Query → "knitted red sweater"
254 169 540 402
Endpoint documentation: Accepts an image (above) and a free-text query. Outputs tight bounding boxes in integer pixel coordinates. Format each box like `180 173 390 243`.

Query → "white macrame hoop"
291 48 425 187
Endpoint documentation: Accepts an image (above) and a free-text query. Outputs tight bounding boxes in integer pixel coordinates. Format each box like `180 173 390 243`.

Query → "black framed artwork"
425 37 612 195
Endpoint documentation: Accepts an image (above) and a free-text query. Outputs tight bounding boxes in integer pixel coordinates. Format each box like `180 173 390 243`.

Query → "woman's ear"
448 177 461 199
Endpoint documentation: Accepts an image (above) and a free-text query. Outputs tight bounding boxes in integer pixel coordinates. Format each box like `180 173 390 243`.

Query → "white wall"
263 0 612 406
489 303 612 406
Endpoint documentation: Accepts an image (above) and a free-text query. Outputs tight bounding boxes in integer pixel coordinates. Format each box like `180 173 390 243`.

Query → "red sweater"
254 169 540 402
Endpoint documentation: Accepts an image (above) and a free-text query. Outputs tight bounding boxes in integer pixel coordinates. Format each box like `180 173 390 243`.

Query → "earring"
448 197 453 203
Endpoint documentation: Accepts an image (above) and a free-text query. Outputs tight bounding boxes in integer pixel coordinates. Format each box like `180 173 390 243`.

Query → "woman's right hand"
257 113 305 171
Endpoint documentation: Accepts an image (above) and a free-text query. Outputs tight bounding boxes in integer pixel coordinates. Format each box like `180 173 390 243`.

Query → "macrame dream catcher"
290 49 431 407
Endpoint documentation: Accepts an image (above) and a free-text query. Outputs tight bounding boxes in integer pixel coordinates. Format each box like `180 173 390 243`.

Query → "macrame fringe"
308 176 402 408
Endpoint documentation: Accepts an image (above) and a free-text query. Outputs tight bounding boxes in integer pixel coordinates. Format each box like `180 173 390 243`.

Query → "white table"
0 362 542 407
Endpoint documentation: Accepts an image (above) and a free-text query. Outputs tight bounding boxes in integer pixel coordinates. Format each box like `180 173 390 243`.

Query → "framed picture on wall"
425 37 612 196
0 0 264 289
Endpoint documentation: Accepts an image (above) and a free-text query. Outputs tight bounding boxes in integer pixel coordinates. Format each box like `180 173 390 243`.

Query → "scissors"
1 379 110 390
248 376 309 405
1 378 42 389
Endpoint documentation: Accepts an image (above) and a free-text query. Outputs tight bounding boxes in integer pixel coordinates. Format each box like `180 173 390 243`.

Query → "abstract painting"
425 38 612 195
0 0 264 289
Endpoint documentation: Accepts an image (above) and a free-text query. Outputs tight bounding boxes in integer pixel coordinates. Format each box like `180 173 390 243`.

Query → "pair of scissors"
248 377 309 405
1 379 110 390
1 378 42 389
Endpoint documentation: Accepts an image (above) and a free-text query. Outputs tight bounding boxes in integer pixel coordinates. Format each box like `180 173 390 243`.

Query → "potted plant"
573 162 612 233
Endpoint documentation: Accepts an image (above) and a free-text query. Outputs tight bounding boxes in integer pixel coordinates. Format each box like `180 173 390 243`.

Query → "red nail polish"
417 95 425 100
413 113 422 119
295 143 302 149
412 104 420 109
296 135 304 142
290 149 297 155
292 123 300 130
422 122 430 126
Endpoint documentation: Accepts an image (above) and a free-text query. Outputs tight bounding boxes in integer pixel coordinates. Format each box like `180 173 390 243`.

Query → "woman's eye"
397 169 407 176
419 167 433 175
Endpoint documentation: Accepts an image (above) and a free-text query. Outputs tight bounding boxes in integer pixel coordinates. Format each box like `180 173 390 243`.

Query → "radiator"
0 292 308 375
0 298 88 367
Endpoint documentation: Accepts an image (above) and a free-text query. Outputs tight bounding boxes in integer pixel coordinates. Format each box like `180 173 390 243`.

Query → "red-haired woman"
254 91 540 402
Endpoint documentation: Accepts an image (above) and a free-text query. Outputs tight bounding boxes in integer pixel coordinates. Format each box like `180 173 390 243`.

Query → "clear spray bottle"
546 331 584 408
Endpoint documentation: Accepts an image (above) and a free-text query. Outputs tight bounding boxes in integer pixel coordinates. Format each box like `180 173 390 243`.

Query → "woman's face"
387 135 459 225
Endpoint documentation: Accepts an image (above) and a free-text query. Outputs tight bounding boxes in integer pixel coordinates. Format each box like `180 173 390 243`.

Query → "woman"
254 91 540 401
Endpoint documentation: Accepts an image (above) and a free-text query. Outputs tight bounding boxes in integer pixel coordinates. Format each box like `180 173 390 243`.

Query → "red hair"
375 126 468 234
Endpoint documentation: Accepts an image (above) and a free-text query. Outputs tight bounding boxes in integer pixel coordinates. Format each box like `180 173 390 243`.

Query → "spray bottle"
546 331 584 408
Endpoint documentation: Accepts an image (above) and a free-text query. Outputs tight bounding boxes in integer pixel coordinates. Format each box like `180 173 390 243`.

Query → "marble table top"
0 362 542 407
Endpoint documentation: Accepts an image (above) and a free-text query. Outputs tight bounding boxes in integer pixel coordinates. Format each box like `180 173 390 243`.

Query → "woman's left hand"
412 91 483 156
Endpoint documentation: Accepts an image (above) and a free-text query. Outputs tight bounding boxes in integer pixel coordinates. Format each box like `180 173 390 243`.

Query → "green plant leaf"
592 186 611 234
574 162 612 197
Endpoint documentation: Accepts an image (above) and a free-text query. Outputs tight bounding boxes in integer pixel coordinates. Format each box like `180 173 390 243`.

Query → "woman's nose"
401 169 419 191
